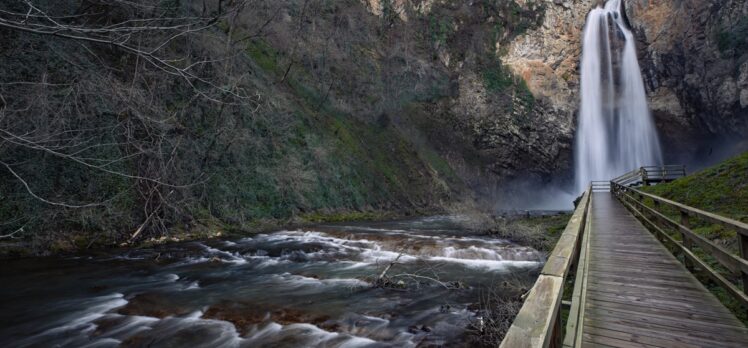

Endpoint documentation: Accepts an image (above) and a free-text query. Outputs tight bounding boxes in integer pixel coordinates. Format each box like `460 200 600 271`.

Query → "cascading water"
575 0 662 192
0 216 543 347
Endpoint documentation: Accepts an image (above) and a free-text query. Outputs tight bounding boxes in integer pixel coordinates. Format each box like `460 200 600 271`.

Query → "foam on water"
4 215 544 347
244 322 380 348
233 229 543 270
15 293 129 348
428 256 540 271
271 272 369 288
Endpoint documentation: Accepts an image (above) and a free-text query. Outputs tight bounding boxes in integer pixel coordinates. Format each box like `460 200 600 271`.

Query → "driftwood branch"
377 253 403 280
390 273 454 290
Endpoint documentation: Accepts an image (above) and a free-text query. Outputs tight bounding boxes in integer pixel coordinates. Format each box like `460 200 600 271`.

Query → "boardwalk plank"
584 319 747 348
582 192 748 347
586 294 739 320
584 326 701 348
585 315 748 344
586 288 736 312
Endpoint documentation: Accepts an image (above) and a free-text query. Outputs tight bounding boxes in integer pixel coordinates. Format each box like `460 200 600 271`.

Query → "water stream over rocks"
0 216 543 347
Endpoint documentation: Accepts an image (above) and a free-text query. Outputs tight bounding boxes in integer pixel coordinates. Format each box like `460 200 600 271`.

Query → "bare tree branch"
0 0 254 103
1 160 103 208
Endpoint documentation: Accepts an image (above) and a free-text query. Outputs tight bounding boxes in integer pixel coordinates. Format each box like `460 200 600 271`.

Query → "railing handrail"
500 186 592 348
621 185 748 237
500 165 743 346
610 180 748 311
610 164 686 187
640 164 687 169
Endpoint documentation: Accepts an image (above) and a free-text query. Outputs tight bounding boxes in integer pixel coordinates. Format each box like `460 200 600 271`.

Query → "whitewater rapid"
0 215 543 347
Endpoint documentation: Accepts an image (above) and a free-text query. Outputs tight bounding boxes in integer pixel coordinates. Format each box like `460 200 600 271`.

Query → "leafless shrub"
369 254 467 291
0 0 261 243
0 0 256 102
466 277 530 346
494 218 549 250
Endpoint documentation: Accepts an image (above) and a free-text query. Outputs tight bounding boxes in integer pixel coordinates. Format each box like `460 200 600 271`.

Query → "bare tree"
0 0 259 243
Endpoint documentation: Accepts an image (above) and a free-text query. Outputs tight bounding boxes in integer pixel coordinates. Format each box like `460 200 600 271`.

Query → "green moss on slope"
642 151 748 223
641 151 748 323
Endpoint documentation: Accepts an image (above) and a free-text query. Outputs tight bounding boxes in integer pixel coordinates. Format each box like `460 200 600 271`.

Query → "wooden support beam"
501 188 592 348
680 211 694 271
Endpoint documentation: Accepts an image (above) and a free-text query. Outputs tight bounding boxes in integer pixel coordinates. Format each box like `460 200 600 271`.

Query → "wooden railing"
612 182 748 311
611 165 686 187
590 181 610 192
501 186 592 348
562 192 593 348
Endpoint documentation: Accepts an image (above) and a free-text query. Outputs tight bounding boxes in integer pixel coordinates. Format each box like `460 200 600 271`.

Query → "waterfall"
575 0 662 192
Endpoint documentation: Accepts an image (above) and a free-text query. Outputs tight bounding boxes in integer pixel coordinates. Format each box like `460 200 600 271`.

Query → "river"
0 216 544 347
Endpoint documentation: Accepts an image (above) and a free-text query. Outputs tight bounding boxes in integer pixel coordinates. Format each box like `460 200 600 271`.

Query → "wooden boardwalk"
581 192 748 347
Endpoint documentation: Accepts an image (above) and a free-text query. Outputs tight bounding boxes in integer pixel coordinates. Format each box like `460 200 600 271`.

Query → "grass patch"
482 61 514 92
481 59 535 110
299 210 395 223
490 213 572 253
642 151 748 225
429 14 452 46
640 151 748 323
245 39 282 73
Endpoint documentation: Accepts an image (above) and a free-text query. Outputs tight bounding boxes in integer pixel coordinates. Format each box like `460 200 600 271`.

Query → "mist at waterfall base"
492 0 668 211
574 0 663 193
490 179 577 212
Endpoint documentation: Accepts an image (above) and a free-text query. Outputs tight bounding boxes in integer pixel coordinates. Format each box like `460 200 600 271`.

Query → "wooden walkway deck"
582 192 748 347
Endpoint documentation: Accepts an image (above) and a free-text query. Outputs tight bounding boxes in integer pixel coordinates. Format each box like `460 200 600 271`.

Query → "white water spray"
575 0 662 192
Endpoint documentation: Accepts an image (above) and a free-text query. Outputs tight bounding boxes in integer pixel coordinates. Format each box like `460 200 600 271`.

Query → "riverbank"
0 215 563 347
0 207 442 258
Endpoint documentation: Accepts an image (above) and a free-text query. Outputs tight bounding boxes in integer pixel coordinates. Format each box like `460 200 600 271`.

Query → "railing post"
647 199 662 242
641 167 649 186
680 211 694 271
740 235 748 296
636 192 644 214
551 313 562 348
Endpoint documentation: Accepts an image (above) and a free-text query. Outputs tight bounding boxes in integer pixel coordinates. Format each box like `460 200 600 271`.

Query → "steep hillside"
0 0 572 253
0 0 465 251
1 0 747 253
643 151 748 223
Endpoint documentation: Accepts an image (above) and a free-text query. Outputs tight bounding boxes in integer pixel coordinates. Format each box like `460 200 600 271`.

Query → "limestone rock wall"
625 0 748 161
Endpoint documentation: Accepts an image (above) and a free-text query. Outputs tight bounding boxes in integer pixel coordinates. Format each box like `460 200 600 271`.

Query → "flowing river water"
0 216 544 348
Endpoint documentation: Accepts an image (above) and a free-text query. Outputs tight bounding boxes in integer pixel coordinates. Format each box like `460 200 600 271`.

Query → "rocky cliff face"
350 0 580 186
267 0 748 191
503 0 597 115
504 0 748 167
624 0 748 163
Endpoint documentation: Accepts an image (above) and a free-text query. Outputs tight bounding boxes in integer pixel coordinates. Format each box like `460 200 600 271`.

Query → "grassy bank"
640 151 748 323
641 151 748 255
643 151 748 224
0 206 445 258
489 213 572 253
